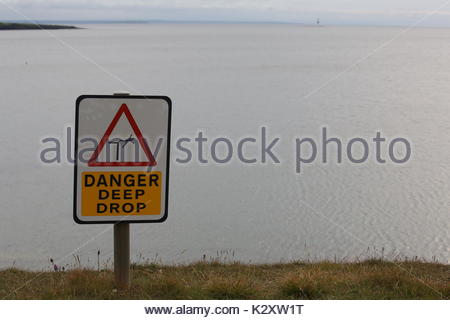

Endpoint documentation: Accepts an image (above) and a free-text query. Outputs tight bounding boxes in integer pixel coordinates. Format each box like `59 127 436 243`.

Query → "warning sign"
74 95 171 224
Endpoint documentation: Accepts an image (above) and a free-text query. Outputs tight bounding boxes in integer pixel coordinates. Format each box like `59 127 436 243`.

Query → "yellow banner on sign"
81 171 161 216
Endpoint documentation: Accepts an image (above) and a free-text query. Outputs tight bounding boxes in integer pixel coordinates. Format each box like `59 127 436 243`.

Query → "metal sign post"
114 222 130 289
113 92 130 290
74 92 172 290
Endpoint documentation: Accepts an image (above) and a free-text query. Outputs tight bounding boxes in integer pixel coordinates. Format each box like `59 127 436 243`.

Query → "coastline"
0 22 78 30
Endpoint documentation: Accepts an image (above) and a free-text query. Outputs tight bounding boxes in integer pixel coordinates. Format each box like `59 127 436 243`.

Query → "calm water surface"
0 24 449 269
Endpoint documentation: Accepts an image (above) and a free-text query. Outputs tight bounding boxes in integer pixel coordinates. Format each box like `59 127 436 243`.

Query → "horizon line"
1 19 449 29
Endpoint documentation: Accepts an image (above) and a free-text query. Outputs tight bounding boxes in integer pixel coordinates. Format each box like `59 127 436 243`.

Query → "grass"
0 259 448 299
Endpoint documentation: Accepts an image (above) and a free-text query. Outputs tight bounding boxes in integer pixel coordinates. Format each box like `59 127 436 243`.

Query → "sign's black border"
73 95 172 224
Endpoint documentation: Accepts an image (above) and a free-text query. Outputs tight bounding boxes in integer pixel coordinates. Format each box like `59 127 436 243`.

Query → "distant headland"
0 22 78 30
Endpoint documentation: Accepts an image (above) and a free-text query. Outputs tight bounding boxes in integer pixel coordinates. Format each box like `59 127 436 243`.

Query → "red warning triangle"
88 103 157 167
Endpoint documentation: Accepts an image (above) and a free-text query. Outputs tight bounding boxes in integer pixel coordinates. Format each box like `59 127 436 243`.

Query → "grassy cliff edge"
0 259 448 299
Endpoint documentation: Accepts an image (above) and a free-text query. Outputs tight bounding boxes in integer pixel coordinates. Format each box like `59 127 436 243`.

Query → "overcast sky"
2 0 450 26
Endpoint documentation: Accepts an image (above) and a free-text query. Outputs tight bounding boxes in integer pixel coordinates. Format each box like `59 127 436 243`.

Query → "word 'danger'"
74 95 171 224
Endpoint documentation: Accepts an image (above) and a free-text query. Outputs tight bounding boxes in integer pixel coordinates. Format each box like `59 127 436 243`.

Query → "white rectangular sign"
74 95 171 224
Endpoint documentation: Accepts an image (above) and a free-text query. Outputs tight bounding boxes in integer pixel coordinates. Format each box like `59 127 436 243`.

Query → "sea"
0 23 449 270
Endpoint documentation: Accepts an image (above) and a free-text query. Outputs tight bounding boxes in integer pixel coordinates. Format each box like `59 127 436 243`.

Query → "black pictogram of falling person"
108 134 136 161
